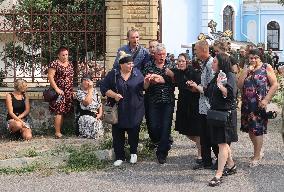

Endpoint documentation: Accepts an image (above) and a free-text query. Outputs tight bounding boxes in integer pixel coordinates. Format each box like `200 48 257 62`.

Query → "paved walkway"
0 104 283 192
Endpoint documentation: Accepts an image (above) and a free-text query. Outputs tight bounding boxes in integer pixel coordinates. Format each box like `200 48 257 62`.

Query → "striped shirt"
143 61 175 104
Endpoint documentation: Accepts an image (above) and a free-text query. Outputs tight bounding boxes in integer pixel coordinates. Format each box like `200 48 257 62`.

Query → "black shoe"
193 163 211 170
156 154 166 164
195 158 203 165
223 164 237 176
208 177 222 187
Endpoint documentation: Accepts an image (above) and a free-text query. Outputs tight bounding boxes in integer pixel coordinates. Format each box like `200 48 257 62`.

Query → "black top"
143 61 175 104
205 72 237 111
173 65 201 95
100 68 145 128
6 93 26 121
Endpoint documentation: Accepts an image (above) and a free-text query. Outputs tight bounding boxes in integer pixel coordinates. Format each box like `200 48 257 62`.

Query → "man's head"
154 43 167 65
194 40 209 60
127 28 139 48
239 46 246 56
148 40 158 56
269 48 273 54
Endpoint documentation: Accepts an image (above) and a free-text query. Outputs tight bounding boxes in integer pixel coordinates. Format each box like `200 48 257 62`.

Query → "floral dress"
241 63 269 136
48 60 74 115
76 89 103 139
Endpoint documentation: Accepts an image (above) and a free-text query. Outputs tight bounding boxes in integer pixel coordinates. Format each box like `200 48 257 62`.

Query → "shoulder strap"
114 69 118 93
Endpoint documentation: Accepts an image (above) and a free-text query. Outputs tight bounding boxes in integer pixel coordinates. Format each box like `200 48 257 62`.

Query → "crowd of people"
5 28 281 187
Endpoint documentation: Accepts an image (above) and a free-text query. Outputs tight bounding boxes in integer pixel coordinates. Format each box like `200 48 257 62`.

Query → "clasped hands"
144 73 165 84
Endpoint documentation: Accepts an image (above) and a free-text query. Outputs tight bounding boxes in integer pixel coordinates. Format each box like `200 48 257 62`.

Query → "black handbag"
207 109 230 127
43 87 58 102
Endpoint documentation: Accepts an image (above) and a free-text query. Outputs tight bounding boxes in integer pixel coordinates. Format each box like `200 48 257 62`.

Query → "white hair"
156 43 166 52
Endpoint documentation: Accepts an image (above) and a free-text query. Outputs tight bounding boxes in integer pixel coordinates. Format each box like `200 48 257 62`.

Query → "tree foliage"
279 0 284 5
0 0 105 83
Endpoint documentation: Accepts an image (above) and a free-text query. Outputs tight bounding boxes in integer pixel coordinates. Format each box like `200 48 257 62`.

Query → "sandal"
223 164 237 176
208 177 222 187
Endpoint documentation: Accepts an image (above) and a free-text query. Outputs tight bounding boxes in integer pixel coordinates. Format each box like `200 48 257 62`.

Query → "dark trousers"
148 102 174 157
112 125 140 160
200 114 219 166
144 94 153 142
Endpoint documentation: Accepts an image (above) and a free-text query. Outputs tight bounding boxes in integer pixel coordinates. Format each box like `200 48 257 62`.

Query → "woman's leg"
22 128 32 141
249 132 263 160
188 136 202 158
112 125 126 161
54 114 63 137
216 143 229 178
127 126 140 155
226 145 235 168
8 120 23 133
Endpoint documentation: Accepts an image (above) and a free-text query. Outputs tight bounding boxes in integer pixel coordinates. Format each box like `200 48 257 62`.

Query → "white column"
201 0 215 34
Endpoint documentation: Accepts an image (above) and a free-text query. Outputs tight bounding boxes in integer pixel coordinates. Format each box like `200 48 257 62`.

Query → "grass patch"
61 144 110 173
24 148 39 157
272 74 284 106
98 138 113 150
0 165 36 175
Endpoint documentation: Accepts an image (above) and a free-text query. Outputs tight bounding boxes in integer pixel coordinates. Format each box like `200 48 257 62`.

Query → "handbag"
207 109 230 127
103 70 118 125
103 102 118 125
43 87 58 102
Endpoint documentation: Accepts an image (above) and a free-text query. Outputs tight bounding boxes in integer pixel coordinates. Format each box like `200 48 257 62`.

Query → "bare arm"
105 90 123 102
237 67 249 89
18 95 30 119
264 64 278 102
96 105 103 119
48 68 63 95
81 88 94 106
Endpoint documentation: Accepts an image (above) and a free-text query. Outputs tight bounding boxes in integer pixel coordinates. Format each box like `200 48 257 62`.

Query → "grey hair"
156 43 166 52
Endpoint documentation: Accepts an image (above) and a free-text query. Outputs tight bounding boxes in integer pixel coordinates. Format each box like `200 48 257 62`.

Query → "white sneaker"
130 154 137 164
113 160 123 166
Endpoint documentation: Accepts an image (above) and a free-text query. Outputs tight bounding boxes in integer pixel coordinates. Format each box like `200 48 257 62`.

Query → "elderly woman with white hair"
143 43 175 164
100 51 145 166
5 79 32 140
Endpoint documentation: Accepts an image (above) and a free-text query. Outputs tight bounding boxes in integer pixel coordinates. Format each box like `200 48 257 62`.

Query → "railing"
0 0 106 87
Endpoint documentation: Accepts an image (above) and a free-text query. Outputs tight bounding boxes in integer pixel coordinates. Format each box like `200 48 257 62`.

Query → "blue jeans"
148 102 174 157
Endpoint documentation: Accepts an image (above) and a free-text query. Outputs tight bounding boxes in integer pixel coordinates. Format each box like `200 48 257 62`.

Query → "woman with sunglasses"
238 49 278 167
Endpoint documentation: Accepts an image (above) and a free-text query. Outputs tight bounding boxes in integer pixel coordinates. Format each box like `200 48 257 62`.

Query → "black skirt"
208 110 238 144
175 91 201 136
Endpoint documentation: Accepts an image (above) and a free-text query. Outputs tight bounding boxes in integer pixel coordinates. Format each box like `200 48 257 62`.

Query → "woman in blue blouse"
100 51 145 166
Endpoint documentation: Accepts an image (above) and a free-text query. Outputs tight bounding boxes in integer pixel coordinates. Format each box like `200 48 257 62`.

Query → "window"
223 6 234 35
267 21 280 50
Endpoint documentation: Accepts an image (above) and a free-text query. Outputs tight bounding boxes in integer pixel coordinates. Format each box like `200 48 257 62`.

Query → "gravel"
0 104 283 192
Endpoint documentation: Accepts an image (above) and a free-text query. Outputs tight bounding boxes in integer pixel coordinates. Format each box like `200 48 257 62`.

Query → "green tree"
279 0 284 5
0 0 105 84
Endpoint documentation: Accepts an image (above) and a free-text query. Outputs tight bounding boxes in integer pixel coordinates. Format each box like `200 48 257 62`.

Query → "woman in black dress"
166 53 202 161
190 53 238 186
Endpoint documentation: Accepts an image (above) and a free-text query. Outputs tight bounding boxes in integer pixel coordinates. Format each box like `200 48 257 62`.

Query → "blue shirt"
113 44 150 71
100 68 145 128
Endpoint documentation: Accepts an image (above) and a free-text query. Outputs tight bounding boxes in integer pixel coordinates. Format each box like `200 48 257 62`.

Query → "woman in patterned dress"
238 49 278 167
76 74 103 139
48 47 74 138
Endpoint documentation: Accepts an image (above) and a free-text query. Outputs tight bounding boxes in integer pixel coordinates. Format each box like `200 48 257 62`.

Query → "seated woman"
6 79 32 141
76 74 103 139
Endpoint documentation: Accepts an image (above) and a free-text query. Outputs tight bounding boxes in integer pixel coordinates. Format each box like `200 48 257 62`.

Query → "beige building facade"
105 0 159 70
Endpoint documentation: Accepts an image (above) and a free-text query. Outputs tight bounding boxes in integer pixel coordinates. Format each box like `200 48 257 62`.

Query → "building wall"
161 0 201 56
161 0 242 56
